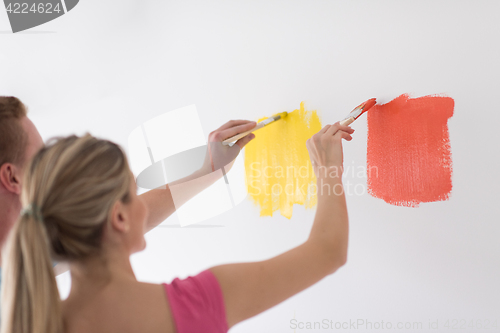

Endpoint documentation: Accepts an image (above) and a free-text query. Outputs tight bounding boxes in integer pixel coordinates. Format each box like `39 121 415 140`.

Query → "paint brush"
222 112 288 145
339 98 377 126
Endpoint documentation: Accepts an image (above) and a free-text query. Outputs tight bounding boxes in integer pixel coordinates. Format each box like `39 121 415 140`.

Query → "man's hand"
198 119 257 177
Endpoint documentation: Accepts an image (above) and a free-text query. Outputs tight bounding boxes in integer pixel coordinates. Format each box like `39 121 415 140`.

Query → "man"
0 97 44 272
0 96 255 286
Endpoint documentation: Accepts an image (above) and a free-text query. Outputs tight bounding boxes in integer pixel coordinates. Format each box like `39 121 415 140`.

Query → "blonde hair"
1 134 132 333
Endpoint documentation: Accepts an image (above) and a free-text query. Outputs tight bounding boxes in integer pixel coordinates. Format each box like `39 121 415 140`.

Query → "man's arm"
140 119 257 232
54 262 70 276
140 167 223 233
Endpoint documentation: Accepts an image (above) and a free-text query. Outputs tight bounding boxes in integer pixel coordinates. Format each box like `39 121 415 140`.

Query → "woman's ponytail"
1 213 62 333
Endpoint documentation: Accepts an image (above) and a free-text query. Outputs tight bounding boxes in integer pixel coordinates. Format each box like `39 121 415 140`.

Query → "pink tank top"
163 269 229 333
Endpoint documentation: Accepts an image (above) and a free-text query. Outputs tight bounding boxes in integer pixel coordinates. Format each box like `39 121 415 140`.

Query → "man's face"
20 116 44 177
0 116 43 242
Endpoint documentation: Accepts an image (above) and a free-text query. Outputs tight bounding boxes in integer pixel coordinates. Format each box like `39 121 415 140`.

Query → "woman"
1 120 354 333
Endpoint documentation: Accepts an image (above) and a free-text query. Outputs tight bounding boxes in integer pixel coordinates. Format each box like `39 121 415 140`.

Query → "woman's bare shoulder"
62 281 175 333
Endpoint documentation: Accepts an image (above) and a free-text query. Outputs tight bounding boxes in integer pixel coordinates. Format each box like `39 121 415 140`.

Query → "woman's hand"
306 122 354 179
198 119 257 177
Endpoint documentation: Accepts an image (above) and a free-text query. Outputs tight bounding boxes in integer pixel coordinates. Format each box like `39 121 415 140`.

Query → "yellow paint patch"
244 102 322 219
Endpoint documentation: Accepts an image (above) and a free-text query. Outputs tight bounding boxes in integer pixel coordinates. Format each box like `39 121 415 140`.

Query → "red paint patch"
367 94 454 207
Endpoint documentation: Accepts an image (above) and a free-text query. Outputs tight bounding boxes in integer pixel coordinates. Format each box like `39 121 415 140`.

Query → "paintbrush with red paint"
339 98 377 126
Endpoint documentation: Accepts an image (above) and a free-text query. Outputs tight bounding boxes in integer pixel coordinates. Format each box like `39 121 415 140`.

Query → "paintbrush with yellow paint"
222 112 288 145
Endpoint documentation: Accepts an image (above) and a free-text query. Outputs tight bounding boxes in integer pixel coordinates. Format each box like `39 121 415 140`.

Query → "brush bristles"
272 112 288 121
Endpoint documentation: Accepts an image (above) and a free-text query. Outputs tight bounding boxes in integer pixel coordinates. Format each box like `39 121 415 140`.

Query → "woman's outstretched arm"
209 122 354 329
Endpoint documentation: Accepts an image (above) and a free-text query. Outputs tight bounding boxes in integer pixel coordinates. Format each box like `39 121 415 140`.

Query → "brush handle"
222 121 267 145
339 117 355 126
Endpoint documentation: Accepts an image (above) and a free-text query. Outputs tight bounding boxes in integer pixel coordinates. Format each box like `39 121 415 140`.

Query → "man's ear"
0 163 22 195
109 200 129 233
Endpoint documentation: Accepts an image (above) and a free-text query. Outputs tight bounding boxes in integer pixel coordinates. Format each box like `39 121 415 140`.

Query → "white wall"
1 1 499 332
